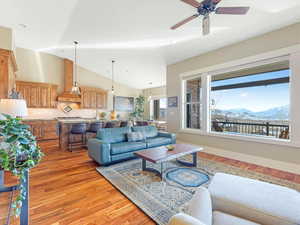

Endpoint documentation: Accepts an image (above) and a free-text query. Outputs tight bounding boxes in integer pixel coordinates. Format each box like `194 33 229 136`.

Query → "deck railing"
211 120 289 139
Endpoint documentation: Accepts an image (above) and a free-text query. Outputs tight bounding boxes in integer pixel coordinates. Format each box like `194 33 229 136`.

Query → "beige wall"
167 22 300 165
143 86 166 120
15 47 142 118
0 26 14 50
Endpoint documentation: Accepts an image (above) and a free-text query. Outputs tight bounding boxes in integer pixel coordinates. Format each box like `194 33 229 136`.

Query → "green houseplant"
0 114 43 216
130 95 145 121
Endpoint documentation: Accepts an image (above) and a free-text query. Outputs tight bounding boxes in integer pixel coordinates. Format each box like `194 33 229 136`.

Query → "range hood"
57 59 81 103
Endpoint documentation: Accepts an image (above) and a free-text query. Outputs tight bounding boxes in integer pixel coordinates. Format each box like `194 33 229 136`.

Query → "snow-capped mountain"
213 105 289 120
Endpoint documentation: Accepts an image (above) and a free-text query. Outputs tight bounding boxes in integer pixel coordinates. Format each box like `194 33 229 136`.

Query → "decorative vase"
110 111 117 120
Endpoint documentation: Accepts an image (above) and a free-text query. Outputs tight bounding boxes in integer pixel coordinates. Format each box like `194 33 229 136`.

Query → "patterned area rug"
96 155 300 225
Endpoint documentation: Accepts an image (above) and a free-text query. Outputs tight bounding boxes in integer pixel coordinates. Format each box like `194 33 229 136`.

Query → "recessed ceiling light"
18 24 27 29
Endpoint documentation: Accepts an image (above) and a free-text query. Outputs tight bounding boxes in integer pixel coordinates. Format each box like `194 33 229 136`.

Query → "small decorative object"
100 112 107 120
63 105 73 113
166 145 175 151
110 111 117 120
168 96 178 108
0 114 43 216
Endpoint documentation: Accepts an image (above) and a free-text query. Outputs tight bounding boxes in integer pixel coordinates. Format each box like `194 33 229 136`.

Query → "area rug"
96 155 300 225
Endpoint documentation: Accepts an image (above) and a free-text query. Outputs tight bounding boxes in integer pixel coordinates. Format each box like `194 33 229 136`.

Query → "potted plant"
0 114 43 216
130 95 145 121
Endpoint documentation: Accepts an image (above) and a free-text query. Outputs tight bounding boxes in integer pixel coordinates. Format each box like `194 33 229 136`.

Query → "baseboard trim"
178 139 300 175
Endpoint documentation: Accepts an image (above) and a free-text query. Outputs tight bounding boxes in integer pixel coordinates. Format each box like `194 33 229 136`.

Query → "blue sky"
211 70 290 112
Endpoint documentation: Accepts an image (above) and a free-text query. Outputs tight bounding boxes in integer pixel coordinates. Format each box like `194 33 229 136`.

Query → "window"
183 77 202 129
210 61 290 140
151 98 167 121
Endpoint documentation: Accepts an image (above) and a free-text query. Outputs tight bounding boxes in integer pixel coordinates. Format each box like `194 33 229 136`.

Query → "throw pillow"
127 132 145 142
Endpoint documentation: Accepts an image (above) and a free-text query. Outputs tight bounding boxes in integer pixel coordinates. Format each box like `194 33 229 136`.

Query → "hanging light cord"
74 41 78 86
112 60 115 93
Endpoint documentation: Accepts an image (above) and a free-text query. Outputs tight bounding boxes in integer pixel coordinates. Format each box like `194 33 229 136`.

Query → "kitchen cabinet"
80 87 107 109
0 49 17 99
16 81 58 108
24 120 59 141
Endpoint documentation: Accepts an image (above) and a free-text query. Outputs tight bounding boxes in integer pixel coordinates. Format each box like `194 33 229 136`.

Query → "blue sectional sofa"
87 126 176 166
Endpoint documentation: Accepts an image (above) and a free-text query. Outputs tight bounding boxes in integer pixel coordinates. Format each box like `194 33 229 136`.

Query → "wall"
15 47 142 119
167 22 300 166
0 26 13 50
142 86 166 120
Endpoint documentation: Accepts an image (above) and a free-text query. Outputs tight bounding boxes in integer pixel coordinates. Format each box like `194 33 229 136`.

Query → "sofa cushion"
209 173 300 225
111 142 146 155
132 126 158 138
97 127 131 144
188 187 212 225
213 211 261 225
127 132 145 142
146 137 172 148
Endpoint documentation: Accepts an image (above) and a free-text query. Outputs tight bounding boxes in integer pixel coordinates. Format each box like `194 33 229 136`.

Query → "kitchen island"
58 118 120 151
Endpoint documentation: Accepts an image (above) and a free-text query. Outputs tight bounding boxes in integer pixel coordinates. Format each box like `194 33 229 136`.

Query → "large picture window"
210 61 290 140
184 77 202 129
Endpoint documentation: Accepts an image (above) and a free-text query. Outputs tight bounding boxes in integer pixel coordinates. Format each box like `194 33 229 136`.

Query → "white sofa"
168 173 300 225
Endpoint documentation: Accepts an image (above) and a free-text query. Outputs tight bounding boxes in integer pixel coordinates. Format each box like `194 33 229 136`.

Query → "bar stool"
120 121 128 127
68 123 87 152
105 122 115 128
136 121 149 126
86 122 103 139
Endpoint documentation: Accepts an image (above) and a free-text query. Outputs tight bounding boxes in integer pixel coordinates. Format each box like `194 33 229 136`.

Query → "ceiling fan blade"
181 0 202 8
171 14 199 30
202 15 210 35
215 7 250 15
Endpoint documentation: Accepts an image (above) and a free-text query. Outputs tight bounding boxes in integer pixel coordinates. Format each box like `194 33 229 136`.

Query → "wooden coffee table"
134 143 203 179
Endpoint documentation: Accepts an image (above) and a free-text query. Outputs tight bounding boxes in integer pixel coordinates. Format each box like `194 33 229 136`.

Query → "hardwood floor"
1 140 299 225
3 141 155 225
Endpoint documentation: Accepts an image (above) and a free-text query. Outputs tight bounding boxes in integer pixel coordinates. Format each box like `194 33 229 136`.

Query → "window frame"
179 54 300 147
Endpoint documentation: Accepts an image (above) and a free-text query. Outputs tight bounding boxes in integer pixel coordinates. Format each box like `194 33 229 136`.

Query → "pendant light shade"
71 41 81 95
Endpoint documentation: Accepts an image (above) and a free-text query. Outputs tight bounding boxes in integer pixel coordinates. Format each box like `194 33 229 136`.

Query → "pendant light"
71 41 81 95
148 82 153 102
111 60 115 95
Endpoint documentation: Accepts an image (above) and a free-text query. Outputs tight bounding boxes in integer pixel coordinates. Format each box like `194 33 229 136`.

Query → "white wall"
0 26 14 50
167 22 300 166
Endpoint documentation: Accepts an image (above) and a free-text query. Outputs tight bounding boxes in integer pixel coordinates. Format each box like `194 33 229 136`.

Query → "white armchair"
168 173 300 225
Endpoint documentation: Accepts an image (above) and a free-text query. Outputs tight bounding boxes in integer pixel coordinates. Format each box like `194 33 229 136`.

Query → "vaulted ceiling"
1 0 300 89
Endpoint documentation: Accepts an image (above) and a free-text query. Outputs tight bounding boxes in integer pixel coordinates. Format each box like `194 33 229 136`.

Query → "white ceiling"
1 0 300 89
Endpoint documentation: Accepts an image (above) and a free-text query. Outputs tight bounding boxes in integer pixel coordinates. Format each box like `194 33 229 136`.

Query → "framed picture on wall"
114 96 134 112
168 96 178 108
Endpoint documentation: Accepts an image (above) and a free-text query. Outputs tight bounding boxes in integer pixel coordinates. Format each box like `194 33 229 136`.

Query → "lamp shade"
0 99 28 118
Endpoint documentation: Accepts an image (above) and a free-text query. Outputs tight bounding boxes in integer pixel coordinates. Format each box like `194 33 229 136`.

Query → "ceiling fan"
171 0 250 35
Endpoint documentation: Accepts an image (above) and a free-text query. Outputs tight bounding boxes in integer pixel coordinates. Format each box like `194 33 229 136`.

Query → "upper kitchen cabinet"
80 87 107 109
16 81 58 108
0 49 17 99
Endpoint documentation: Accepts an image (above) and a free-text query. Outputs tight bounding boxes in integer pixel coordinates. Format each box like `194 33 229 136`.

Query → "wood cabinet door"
40 86 51 108
30 86 40 108
17 84 31 107
42 121 59 140
89 91 97 109
96 92 107 109
82 91 91 108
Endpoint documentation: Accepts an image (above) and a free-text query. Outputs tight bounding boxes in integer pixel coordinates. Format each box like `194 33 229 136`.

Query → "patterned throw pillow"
127 132 145 142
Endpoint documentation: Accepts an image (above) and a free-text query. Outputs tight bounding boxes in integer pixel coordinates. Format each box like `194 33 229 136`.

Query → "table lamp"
0 99 28 119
